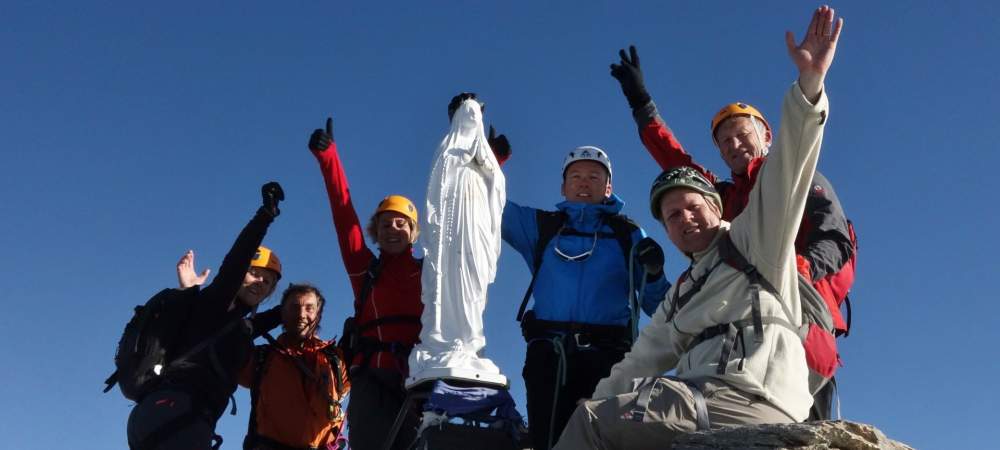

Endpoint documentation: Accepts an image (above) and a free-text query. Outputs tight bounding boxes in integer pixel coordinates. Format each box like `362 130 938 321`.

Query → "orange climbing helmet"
710 102 771 138
375 195 419 225
251 246 282 280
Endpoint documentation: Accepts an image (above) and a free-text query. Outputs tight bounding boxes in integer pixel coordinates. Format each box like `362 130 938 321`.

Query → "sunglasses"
552 225 599 262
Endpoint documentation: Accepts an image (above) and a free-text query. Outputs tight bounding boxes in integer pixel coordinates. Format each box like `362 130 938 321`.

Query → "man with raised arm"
609 8 855 420
176 257 350 450
308 118 424 450
497 115 671 447
555 7 844 448
126 183 285 450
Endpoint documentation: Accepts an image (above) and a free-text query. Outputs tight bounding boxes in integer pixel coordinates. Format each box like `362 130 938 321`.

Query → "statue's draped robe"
408 99 506 381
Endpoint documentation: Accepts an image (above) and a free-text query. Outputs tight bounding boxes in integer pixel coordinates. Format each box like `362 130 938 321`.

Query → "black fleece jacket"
160 207 282 420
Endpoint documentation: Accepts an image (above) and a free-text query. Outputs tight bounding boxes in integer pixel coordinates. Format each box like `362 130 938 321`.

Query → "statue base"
406 367 508 389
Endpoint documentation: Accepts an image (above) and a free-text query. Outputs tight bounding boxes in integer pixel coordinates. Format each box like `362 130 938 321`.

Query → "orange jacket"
239 334 350 448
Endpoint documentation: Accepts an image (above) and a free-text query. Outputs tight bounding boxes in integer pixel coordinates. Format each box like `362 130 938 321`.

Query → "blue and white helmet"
562 146 612 180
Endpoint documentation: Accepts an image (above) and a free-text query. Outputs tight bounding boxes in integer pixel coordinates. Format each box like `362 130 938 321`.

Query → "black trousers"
346 368 415 450
807 376 836 421
522 337 626 450
127 389 219 450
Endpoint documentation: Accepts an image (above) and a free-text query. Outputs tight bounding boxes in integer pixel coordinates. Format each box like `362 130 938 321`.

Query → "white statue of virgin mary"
407 98 507 387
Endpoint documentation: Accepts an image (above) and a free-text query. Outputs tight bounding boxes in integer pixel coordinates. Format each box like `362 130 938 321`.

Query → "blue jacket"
502 194 669 326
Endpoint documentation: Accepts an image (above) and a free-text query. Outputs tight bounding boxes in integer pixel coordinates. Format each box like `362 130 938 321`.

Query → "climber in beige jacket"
554 6 844 449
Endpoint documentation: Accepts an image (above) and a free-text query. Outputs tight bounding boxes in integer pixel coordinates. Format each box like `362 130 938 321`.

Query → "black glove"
309 117 334 152
487 125 511 164
448 92 484 121
261 181 285 217
610 45 651 110
634 237 664 276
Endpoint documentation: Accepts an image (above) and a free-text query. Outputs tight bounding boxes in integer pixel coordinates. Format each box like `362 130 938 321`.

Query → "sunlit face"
376 211 413 255
237 267 278 307
282 291 322 340
713 116 772 174
561 160 612 204
658 188 722 254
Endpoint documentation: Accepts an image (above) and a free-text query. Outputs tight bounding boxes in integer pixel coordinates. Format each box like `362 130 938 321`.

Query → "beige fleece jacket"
592 82 829 421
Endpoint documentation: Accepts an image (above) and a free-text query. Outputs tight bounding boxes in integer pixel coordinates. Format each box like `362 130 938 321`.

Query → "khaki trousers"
553 378 794 450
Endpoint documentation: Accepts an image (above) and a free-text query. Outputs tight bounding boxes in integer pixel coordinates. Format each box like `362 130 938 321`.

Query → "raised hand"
177 250 211 288
609 45 651 109
261 181 285 217
785 5 844 101
308 117 334 152
487 125 511 166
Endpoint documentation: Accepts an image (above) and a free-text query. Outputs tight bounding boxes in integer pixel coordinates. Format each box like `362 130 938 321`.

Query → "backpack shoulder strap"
516 210 566 321
605 214 639 266
245 344 271 444
355 256 382 313
320 344 346 396
716 233 769 343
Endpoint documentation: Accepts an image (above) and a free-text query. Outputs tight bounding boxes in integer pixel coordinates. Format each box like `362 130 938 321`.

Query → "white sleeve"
730 82 829 303
592 292 689 398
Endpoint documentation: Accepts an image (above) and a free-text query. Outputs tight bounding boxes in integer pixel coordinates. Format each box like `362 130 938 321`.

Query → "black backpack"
103 287 202 400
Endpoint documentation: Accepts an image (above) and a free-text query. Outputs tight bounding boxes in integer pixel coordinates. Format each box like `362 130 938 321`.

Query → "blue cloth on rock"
423 380 523 424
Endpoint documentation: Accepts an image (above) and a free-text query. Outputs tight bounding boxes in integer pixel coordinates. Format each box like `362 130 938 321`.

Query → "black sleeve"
200 206 276 311
802 171 855 280
632 99 661 128
250 305 283 337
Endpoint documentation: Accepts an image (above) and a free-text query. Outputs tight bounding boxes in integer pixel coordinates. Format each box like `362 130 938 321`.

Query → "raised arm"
487 125 512 167
199 183 282 310
500 200 541 268
732 6 843 291
309 117 376 278
610 45 719 183
180 250 281 335
787 5 844 103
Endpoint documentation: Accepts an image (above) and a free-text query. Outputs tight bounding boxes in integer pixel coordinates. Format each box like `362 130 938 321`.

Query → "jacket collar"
729 156 767 188
379 246 418 264
555 193 625 228
277 332 327 351
689 220 731 263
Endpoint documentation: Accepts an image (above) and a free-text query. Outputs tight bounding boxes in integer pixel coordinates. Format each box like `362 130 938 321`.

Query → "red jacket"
636 105 855 331
313 142 423 374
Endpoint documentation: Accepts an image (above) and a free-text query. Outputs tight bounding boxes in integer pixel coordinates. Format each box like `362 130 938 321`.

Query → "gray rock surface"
671 420 913 450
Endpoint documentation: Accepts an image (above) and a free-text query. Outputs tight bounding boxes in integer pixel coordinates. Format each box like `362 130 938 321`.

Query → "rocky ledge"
671 420 913 450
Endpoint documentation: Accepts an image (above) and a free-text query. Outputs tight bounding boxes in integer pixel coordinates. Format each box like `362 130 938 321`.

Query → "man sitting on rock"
554 6 844 449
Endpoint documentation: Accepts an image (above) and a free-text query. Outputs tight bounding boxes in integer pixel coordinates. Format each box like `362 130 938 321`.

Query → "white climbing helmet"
562 146 612 180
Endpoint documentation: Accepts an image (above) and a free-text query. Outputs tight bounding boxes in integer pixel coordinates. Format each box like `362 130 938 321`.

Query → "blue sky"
2 1 997 448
